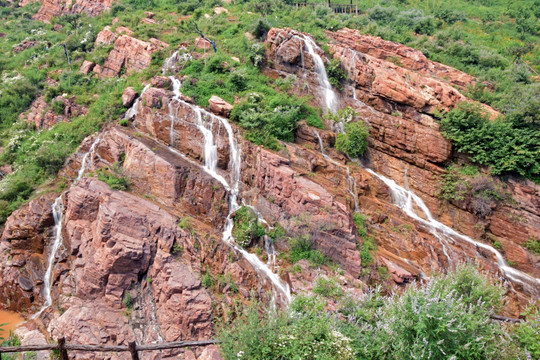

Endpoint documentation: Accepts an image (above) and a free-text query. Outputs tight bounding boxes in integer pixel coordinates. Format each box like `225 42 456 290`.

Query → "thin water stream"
167 75 291 305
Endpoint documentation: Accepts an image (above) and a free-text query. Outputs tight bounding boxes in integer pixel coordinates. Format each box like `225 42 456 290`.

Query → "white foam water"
313 130 358 212
365 167 540 295
124 84 151 120
299 35 338 114
34 135 102 319
167 76 291 305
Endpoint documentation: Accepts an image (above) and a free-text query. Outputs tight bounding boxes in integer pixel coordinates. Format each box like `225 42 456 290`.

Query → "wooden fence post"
128 341 139 360
58 337 69 360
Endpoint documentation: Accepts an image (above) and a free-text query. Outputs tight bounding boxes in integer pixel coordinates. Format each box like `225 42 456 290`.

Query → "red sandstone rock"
142 87 168 109
95 25 117 46
214 6 228 14
34 0 114 23
79 60 95 74
13 40 37 53
121 87 138 108
195 37 213 49
328 28 476 89
101 35 168 77
151 76 172 89
198 345 223 360
208 95 233 117
19 95 87 130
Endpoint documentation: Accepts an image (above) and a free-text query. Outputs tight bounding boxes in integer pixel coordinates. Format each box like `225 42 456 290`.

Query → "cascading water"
124 84 151 120
299 35 338 114
34 135 102 318
313 130 359 212
364 167 540 295
166 75 291 305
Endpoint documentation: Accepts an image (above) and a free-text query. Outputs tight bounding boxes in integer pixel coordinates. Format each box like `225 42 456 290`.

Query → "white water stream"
302 40 540 294
167 75 291 305
299 35 338 114
124 84 151 120
34 135 102 318
313 130 359 212
365 168 540 294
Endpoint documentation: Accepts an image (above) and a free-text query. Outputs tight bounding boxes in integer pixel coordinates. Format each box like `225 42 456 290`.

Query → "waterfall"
313 130 359 212
124 84 151 120
34 135 102 318
365 167 540 295
162 48 192 75
299 35 338 114
162 50 179 75
76 135 101 182
167 76 291 305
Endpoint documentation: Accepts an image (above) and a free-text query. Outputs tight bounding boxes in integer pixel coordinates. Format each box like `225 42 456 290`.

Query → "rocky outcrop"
19 95 87 130
79 60 96 74
13 40 37 53
34 0 114 23
122 87 138 107
101 35 168 77
328 28 476 89
208 96 233 117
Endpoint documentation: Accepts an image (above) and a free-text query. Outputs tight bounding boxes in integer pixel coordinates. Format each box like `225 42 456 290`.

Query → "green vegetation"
440 103 540 180
0 0 538 221
288 235 327 266
439 164 508 217
220 266 535 359
219 296 354 360
232 206 266 248
326 58 346 89
335 121 369 158
96 163 129 191
0 331 22 360
523 238 540 255
313 276 343 299
231 92 322 150
352 212 367 237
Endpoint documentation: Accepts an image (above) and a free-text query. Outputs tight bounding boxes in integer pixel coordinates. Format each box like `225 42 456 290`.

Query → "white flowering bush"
219 296 353 360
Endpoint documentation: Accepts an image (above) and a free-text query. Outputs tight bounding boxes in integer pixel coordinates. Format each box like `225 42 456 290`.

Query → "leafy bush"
440 103 540 179
439 165 507 217
288 235 327 266
326 58 346 89
219 297 354 360
313 277 343 299
231 92 322 149
353 212 366 238
335 121 369 158
350 265 507 359
523 238 540 255
512 303 540 358
233 206 265 248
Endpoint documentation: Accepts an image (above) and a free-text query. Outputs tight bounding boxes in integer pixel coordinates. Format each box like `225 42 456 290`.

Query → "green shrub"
523 238 540 255
335 121 369 158
352 212 366 238
233 206 265 248
97 163 129 191
512 303 540 358
439 165 507 217
351 265 507 359
288 235 327 266
313 277 343 299
51 99 65 115
440 103 540 179
326 58 346 89
218 298 354 360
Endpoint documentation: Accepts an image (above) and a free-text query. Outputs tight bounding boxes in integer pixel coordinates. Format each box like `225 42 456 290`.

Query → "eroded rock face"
33 0 114 23
328 28 476 89
19 95 87 130
101 35 168 77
